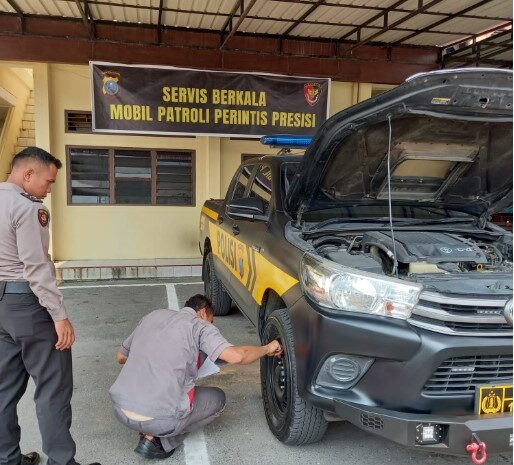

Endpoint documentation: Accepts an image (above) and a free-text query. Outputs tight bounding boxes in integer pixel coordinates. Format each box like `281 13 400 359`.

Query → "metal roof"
0 0 511 66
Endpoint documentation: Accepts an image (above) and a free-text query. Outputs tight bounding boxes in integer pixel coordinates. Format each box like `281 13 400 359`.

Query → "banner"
90 62 330 137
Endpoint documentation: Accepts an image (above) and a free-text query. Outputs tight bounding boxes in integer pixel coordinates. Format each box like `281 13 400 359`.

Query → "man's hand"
54 319 75 350
266 340 283 358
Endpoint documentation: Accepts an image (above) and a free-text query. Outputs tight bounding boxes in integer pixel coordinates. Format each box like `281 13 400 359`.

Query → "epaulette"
20 192 43 203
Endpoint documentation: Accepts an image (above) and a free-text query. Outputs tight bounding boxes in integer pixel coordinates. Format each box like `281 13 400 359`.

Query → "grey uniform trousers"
0 292 78 465
113 386 226 452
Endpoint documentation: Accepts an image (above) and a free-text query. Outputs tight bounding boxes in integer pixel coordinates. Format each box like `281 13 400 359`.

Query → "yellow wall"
26 63 377 260
0 65 32 180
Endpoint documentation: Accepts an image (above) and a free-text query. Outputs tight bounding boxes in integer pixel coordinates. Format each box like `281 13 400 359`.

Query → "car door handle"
232 225 240 235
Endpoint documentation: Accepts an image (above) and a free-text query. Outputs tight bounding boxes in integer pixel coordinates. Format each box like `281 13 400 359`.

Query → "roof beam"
283 0 325 36
442 21 512 49
393 0 495 45
6 0 24 32
58 0 513 23
157 0 164 44
260 0 512 22
339 0 411 41
220 0 258 49
451 58 511 67
443 30 512 60
75 0 95 39
0 7 477 37
6 0 23 16
344 0 446 52
220 0 244 37
444 41 512 64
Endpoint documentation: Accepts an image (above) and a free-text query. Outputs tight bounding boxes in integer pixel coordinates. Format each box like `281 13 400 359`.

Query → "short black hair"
12 147 62 170
185 294 214 314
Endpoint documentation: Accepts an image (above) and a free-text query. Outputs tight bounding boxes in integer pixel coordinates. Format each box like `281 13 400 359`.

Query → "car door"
212 163 257 300
228 163 273 324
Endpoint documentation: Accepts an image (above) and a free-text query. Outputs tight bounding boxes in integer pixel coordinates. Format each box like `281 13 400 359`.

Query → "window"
65 111 93 133
67 147 195 206
231 165 254 201
249 164 272 214
115 149 151 204
156 151 194 205
69 148 110 204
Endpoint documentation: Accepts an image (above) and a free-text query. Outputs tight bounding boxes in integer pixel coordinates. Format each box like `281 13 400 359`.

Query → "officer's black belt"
2 281 33 294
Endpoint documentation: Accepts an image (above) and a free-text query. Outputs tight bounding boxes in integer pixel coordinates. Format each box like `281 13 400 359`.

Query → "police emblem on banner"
102 71 121 96
304 82 322 106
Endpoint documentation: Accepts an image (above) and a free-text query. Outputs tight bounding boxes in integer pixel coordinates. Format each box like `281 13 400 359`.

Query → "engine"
309 230 513 276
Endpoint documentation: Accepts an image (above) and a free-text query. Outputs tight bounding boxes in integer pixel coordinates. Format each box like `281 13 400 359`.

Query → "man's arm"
115 319 142 364
218 340 282 365
14 202 74 350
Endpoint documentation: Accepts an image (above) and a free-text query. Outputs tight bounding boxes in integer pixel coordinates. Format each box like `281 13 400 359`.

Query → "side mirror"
227 197 268 221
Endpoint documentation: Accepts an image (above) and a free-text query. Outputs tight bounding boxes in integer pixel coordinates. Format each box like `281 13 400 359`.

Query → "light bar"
260 135 312 148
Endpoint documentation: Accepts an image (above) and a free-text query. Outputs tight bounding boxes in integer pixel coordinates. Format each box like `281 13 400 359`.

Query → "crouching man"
109 294 282 459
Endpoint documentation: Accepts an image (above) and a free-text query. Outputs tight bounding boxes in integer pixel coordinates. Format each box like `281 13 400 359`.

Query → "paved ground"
17 279 513 465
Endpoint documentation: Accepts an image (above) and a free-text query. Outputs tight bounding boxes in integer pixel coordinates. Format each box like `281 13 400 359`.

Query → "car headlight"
300 253 422 320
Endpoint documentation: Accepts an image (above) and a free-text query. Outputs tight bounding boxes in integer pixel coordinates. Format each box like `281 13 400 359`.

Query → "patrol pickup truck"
199 69 513 460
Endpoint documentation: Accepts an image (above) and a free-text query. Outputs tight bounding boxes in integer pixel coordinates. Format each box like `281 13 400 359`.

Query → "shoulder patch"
38 209 49 228
20 192 43 203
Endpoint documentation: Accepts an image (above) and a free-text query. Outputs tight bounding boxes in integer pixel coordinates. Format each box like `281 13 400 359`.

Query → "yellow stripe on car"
202 206 219 221
208 221 298 305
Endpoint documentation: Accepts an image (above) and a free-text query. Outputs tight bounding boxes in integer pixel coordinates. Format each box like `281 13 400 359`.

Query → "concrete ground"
17 278 513 465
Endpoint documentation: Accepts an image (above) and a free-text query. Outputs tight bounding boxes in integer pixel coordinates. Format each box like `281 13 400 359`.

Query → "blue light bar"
260 135 312 148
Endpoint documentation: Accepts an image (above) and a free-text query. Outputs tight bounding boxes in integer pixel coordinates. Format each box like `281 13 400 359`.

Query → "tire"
260 308 328 445
203 252 231 316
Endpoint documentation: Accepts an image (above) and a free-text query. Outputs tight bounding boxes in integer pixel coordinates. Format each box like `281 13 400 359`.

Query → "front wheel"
260 308 328 445
203 252 231 316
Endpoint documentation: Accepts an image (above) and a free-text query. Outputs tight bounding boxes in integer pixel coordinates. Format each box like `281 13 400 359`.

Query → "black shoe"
21 452 40 465
134 437 175 460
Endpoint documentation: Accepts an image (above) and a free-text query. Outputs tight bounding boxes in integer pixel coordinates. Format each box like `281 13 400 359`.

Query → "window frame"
248 163 273 217
228 163 257 204
66 145 196 207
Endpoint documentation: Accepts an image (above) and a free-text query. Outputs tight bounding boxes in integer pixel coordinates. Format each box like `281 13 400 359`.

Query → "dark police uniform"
0 182 78 465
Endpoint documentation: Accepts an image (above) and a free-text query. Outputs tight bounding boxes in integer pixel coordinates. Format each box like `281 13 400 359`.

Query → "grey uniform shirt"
109 307 233 420
0 182 67 321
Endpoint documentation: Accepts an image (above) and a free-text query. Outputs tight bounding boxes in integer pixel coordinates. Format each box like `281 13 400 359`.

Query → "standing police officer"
0 147 100 465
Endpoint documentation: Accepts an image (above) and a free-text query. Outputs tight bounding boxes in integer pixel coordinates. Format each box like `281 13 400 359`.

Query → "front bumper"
333 399 513 455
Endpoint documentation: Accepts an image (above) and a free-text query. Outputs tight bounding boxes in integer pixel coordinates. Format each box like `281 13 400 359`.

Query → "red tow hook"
466 434 488 465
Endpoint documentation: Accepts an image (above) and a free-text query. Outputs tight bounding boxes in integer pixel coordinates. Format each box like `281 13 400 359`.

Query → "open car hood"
286 69 513 219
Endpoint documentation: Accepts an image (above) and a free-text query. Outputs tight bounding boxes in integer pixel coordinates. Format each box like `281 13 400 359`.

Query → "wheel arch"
202 237 212 280
258 289 286 338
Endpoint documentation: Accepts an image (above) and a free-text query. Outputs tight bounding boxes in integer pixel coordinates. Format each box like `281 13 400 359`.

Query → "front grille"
409 291 512 336
423 355 513 395
413 315 511 332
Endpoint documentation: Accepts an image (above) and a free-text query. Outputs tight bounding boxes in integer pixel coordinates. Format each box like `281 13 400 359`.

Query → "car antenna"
386 114 399 277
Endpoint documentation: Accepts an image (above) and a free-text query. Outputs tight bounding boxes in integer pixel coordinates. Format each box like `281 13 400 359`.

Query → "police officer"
0 147 100 465
110 294 282 459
